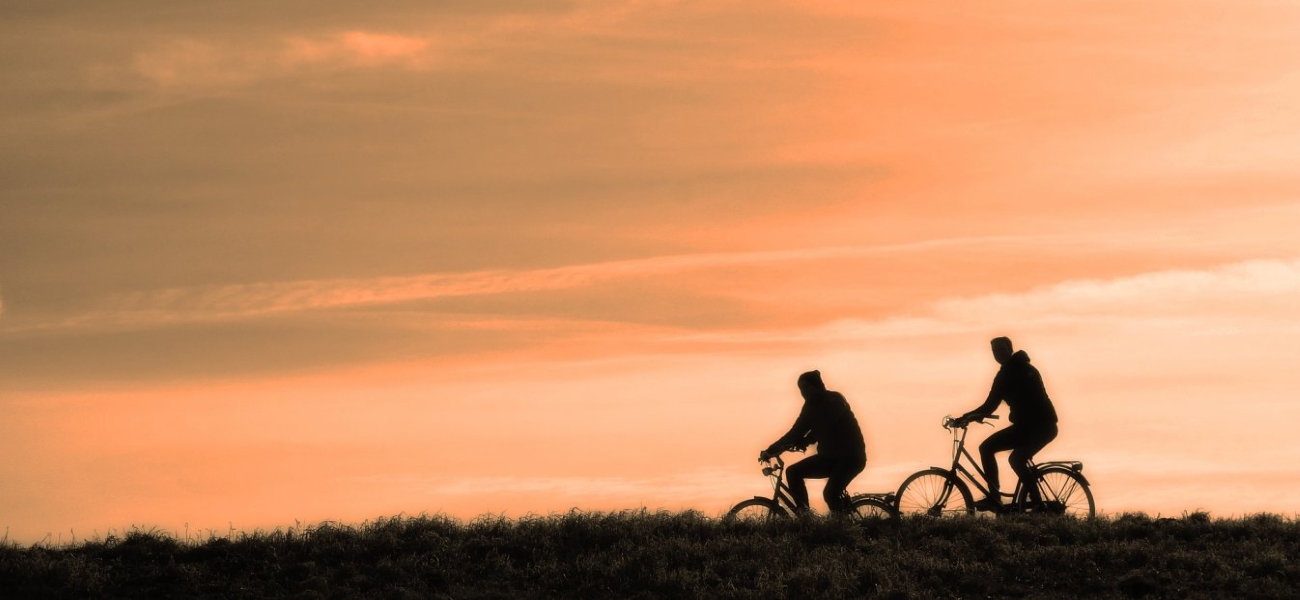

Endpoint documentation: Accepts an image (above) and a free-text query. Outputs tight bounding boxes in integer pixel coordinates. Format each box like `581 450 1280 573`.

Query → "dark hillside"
2 511 1298 598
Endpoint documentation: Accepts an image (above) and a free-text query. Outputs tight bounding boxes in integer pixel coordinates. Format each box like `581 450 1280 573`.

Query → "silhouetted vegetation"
3 510 1299 598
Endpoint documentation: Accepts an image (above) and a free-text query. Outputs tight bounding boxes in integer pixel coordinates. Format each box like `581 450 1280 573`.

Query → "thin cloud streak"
283 31 435 69
119 2 795 92
132 30 439 90
6 235 1068 333
676 256 1300 344
931 257 1300 320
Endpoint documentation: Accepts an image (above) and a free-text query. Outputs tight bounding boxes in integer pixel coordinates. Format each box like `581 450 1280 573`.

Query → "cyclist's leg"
978 427 1020 499
822 455 867 513
786 455 834 512
1008 423 1059 503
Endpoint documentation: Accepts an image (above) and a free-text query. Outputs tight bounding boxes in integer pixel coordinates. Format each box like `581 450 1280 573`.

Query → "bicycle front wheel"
725 498 788 522
1015 466 1095 519
896 468 974 517
849 496 897 520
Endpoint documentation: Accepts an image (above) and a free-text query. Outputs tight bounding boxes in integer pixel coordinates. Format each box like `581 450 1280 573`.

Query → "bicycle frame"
895 415 1095 518
750 456 800 514
938 418 1089 505
750 456 896 514
940 422 1008 502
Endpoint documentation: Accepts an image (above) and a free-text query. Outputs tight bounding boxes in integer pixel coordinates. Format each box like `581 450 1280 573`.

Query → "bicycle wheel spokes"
848 496 896 520
897 469 973 517
726 498 786 522
1024 468 1095 519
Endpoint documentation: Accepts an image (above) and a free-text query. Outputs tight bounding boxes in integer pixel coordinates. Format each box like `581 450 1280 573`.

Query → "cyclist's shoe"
1026 500 1066 515
973 496 1003 513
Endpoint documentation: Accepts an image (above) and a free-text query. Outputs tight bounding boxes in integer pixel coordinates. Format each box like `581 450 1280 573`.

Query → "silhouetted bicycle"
895 415 1095 518
727 455 897 521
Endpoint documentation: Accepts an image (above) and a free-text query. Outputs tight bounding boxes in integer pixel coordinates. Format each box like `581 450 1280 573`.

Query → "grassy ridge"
2 511 1299 598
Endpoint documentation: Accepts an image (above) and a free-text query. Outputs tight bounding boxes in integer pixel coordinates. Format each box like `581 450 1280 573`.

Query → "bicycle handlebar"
943 414 1000 429
759 455 785 477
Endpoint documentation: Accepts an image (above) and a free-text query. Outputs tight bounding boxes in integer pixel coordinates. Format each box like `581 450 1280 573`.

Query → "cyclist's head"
990 336 1014 364
797 370 825 397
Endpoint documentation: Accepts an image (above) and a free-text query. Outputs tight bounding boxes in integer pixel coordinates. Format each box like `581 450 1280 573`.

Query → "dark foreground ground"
2 510 1299 598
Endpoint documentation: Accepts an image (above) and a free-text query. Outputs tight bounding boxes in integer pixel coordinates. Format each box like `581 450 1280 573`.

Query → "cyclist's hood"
1010 350 1030 364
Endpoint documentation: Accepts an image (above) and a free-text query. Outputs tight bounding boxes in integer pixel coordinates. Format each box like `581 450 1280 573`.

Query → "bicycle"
726 454 897 521
895 414 1095 518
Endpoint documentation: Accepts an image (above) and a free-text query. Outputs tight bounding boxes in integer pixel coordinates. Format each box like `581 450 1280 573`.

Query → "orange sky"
3 1 1300 544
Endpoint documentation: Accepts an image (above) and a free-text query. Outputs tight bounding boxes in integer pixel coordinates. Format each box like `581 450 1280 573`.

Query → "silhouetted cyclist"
954 336 1059 512
759 370 867 514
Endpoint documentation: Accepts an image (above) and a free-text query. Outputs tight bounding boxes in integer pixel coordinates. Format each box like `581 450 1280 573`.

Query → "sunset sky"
4 1 1300 544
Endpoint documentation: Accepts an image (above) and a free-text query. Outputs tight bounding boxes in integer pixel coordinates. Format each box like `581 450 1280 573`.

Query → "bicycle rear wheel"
896 468 974 517
849 496 897 520
725 498 788 522
1014 466 1095 519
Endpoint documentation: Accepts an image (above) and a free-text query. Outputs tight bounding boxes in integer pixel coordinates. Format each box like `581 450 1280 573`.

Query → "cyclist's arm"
764 404 812 456
962 371 1006 421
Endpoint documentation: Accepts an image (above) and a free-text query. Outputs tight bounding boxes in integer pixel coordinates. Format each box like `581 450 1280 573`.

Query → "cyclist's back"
790 389 866 458
977 347 1057 426
761 370 866 513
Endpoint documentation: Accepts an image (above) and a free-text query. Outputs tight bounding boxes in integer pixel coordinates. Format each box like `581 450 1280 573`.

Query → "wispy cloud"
119 3 666 91
130 30 439 89
9 240 1298 345
282 31 435 69
932 257 1300 321
115 1 878 94
678 256 1300 344
10 237 1061 333
130 39 248 88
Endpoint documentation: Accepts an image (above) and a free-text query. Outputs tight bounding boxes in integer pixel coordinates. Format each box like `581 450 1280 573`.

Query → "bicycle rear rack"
1037 460 1084 473
851 492 897 503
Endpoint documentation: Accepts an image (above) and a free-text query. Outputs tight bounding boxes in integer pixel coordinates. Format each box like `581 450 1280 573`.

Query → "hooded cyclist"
759 370 867 514
954 336 1059 511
